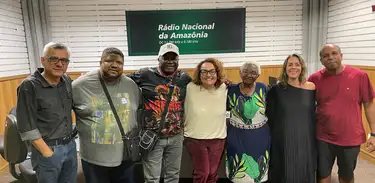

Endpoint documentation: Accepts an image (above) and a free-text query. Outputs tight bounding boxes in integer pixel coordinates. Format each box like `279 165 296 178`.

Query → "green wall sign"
125 8 246 56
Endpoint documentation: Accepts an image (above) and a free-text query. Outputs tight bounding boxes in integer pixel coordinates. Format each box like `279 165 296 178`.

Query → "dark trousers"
31 140 77 183
81 159 135 183
185 138 225 183
317 140 360 181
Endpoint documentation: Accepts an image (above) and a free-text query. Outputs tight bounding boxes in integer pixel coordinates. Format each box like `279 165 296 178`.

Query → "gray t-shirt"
72 69 140 167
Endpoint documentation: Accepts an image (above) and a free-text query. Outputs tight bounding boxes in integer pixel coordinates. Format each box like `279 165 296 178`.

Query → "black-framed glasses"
45 56 70 64
200 69 217 76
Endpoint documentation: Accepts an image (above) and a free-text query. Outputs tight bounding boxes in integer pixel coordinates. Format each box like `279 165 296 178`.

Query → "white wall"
327 0 375 66
0 0 30 77
48 0 303 72
1 0 374 77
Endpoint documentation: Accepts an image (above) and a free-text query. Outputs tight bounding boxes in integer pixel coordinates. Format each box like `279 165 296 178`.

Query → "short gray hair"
43 42 71 57
319 43 342 58
240 60 261 74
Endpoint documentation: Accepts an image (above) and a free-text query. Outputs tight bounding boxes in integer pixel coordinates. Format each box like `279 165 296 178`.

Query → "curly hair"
192 58 225 88
278 54 307 87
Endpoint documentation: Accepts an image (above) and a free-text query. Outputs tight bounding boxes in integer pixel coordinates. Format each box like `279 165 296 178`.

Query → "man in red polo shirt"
309 43 375 183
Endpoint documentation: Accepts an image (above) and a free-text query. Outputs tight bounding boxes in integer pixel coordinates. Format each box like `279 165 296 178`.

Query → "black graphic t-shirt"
128 67 191 137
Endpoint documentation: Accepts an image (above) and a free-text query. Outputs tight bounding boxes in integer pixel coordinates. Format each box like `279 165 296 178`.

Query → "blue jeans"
31 140 77 183
81 159 135 183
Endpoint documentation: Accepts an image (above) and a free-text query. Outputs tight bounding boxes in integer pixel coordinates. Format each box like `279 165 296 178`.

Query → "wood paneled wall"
68 65 283 84
353 66 375 164
2 65 375 172
0 75 28 171
0 65 282 172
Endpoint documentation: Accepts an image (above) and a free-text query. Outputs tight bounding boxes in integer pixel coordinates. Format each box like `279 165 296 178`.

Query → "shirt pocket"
39 98 58 109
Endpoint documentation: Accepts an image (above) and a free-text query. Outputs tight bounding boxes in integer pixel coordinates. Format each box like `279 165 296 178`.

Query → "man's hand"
364 101 375 153
31 138 54 157
366 136 375 153
43 149 54 157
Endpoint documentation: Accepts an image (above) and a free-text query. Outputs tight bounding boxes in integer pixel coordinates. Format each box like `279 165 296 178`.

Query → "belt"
44 128 78 146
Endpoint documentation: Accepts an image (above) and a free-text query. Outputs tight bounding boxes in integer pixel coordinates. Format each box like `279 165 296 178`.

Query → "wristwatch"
371 133 375 137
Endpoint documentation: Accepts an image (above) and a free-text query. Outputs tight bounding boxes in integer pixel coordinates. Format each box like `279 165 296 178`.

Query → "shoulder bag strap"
98 71 128 140
157 72 178 133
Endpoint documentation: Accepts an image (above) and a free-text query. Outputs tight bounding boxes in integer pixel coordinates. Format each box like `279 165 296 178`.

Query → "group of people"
15 41 375 183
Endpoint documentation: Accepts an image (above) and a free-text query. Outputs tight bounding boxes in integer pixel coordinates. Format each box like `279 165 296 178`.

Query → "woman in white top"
184 58 228 183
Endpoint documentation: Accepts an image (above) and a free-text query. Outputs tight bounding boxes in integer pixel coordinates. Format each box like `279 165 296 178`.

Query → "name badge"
95 110 104 118
226 111 231 118
121 97 128 104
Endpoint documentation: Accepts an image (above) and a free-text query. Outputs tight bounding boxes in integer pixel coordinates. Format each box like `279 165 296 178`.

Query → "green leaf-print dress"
225 83 271 183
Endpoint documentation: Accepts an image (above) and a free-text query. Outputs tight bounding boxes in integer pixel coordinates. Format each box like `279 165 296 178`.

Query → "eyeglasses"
45 56 70 64
242 70 259 77
200 69 217 76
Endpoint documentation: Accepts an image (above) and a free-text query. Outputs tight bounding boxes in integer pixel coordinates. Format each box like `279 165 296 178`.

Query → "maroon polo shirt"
309 65 375 146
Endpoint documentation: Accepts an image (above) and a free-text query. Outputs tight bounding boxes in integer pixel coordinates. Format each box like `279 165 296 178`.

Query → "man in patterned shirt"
128 43 191 183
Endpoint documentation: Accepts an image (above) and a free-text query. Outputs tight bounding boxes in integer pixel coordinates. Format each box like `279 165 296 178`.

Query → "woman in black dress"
266 54 317 183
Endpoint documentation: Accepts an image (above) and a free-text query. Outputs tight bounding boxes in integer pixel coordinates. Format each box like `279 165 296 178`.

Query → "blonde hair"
278 54 307 87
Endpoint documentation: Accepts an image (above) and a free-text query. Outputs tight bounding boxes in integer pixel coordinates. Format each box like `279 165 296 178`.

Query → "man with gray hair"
16 42 77 183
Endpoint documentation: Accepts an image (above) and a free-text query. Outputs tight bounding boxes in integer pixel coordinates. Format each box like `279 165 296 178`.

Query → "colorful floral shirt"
128 67 191 137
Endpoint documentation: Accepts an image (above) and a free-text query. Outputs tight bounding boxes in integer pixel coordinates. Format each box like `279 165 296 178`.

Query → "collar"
98 69 121 85
34 68 65 88
322 64 347 76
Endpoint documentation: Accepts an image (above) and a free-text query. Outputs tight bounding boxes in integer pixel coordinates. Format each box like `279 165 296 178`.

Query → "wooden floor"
1 157 375 183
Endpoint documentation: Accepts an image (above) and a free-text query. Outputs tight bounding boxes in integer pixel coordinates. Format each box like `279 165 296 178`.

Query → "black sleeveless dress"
265 84 317 183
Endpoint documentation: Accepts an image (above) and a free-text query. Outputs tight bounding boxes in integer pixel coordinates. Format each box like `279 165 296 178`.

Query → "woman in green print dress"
226 61 270 183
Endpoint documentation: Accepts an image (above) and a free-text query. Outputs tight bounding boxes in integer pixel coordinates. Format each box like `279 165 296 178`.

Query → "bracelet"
371 133 375 137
